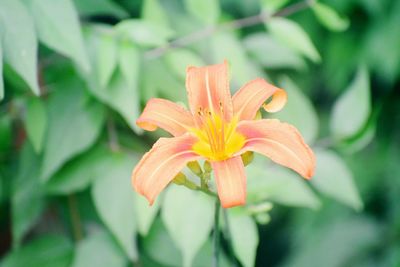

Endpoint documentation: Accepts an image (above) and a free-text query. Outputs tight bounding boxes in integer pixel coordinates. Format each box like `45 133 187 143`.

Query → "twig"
68 194 83 241
144 0 313 60
212 199 221 267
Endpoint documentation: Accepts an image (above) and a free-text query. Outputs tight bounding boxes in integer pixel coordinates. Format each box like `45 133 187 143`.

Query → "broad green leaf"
228 211 259 267
184 0 220 25
25 97 46 153
115 20 174 47
0 115 12 152
46 146 111 195
162 186 214 267
12 142 45 247
247 157 320 209
92 152 139 260
25 0 90 72
84 28 141 132
0 39 3 100
282 217 380 267
73 0 128 19
41 81 105 182
118 41 139 88
134 193 161 236
97 34 118 88
261 0 290 12
0 235 73 267
142 0 169 26
0 0 39 95
243 33 306 71
331 66 371 139
164 49 205 80
211 32 264 87
71 231 127 267
312 149 363 210
267 18 321 63
270 76 319 143
143 219 231 267
312 3 350 32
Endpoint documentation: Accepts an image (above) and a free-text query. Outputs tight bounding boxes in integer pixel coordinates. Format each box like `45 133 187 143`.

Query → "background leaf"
228 210 259 267
161 185 214 267
92 152 138 261
267 18 321 63
331 66 371 139
0 0 39 95
25 0 90 72
312 149 363 210
25 97 46 153
41 80 105 182
0 39 3 100
312 3 350 32
96 34 118 88
184 0 220 25
134 193 161 236
0 235 73 267
70 231 127 267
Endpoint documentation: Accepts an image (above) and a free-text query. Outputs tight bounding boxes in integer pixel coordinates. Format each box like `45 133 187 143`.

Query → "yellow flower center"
191 111 245 161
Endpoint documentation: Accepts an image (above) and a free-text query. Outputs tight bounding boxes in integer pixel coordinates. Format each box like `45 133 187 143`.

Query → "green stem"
212 199 221 267
68 194 83 241
223 209 238 267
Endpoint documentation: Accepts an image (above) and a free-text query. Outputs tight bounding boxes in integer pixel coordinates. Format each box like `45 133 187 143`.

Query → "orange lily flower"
132 61 315 208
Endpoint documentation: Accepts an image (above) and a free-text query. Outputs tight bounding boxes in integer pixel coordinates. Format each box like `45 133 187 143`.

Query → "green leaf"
0 39 3 100
71 231 127 267
184 0 220 25
41 81 105 182
72 0 128 19
143 218 231 267
330 66 371 139
312 149 363 210
164 49 205 80
84 28 141 133
0 114 12 152
0 0 39 95
134 193 161 236
25 97 46 153
12 142 45 247
142 0 169 26
115 20 174 47
0 235 73 267
25 0 90 72
211 32 264 87
46 146 111 195
243 33 307 71
118 41 140 88
247 156 320 209
228 211 259 267
91 152 139 261
312 3 350 32
270 76 319 143
161 186 214 267
261 0 290 12
97 34 118 88
267 18 321 63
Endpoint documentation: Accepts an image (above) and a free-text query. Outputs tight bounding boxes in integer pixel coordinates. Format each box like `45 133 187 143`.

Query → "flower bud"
241 151 254 166
255 110 262 120
172 172 187 185
203 161 212 173
187 161 203 175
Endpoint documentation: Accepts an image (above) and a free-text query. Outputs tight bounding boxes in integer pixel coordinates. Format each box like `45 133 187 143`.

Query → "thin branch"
144 0 313 60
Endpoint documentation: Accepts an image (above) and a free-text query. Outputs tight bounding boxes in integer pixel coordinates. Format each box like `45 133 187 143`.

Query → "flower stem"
212 199 221 267
68 194 83 241
223 209 238 267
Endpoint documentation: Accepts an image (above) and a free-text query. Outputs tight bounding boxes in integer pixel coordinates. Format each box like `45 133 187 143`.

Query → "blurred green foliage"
0 0 399 266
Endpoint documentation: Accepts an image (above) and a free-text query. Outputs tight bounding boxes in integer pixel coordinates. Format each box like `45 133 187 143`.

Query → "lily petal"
186 61 233 121
232 78 287 120
211 156 246 208
237 119 315 179
132 134 200 204
136 98 194 136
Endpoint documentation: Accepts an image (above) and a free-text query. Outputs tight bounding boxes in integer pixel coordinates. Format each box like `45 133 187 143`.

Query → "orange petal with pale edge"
236 119 315 179
186 61 233 121
211 156 246 208
232 78 287 120
132 134 200 204
136 98 194 136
